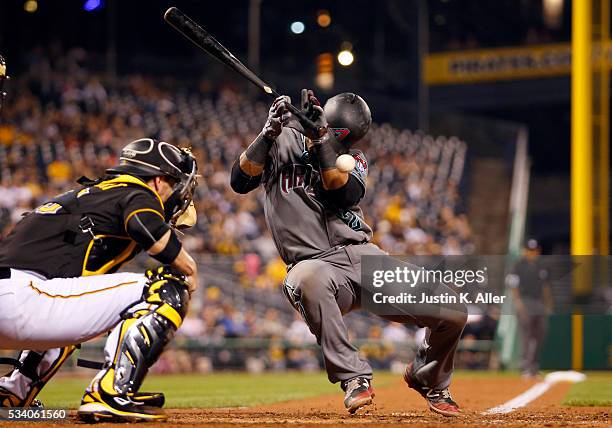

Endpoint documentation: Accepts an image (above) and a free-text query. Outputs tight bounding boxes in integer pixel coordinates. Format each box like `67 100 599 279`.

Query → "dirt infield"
165 377 609 427
1 376 608 427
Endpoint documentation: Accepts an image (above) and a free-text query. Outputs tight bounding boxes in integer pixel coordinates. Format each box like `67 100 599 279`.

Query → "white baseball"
336 154 356 172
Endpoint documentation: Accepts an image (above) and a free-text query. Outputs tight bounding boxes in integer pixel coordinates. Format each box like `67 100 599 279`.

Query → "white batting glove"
262 95 291 139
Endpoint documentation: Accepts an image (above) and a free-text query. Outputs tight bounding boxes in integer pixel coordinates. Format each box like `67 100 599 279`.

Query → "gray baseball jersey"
262 128 372 265
253 128 465 388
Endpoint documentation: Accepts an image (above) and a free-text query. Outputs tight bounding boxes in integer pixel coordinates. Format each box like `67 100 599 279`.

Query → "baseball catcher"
230 90 467 416
0 134 199 422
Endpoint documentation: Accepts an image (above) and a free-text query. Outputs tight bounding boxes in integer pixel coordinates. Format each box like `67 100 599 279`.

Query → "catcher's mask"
106 138 198 224
0 55 7 113
323 92 372 146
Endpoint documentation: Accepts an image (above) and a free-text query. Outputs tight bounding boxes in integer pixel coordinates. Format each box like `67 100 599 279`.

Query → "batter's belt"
286 244 348 272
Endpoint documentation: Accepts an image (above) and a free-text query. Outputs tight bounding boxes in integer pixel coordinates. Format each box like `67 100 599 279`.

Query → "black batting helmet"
0 55 7 112
324 93 372 145
107 138 198 223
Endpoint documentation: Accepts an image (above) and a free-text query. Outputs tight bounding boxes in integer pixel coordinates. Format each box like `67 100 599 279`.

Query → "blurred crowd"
0 50 473 257
150 306 497 374
0 50 493 371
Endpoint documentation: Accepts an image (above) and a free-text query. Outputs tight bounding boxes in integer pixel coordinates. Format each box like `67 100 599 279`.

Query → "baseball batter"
231 90 467 416
0 134 199 422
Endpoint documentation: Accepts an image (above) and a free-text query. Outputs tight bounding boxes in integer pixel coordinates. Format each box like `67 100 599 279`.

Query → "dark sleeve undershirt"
121 190 169 250
126 211 170 250
321 174 365 208
230 157 262 194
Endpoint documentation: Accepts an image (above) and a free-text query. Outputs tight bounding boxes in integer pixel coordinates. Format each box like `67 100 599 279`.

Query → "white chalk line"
483 370 586 415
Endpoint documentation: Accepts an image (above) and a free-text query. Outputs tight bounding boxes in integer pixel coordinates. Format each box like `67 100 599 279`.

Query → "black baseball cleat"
0 386 43 408
403 363 461 417
77 383 167 422
341 377 375 414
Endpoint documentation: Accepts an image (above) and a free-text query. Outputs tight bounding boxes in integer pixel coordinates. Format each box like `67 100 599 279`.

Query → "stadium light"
337 50 354 66
290 21 305 34
317 10 331 28
543 0 564 29
83 0 104 12
24 0 38 13
316 53 334 90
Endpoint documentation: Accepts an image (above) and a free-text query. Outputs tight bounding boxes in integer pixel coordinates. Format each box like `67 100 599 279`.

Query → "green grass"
36 369 612 410
39 371 397 409
562 372 612 407
36 370 526 410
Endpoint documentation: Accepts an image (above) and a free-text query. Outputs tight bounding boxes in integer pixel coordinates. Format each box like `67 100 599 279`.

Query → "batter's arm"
321 175 364 207
231 95 291 194
320 167 349 190
229 135 271 194
320 150 368 206
301 103 349 190
304 106 348 190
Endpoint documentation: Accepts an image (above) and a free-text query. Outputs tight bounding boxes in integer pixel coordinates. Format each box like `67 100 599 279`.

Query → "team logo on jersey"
353 153 368 177
280 164 319 196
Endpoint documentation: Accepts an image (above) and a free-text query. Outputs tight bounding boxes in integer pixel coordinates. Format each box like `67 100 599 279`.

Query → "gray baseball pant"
282 243 467 388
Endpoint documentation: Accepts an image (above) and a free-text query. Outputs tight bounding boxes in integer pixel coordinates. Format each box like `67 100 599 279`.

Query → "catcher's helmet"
107 138 198 223
0 55 7 112
324 93 372 145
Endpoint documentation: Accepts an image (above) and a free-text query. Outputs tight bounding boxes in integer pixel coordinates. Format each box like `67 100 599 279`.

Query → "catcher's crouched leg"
0 346 77 407
78 267 190 423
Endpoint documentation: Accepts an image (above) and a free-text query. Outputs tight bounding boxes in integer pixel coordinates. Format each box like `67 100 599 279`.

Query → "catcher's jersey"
263 128 372 265
0 175 165 279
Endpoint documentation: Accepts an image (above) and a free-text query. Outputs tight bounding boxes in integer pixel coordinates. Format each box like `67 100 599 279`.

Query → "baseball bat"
164 7 322 135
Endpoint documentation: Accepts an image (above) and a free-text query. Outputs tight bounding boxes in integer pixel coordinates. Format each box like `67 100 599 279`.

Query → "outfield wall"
540 315 612 370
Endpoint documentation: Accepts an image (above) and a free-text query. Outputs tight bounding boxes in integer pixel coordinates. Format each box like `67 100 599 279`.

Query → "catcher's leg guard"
0 346 77 407
78 267 190 422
